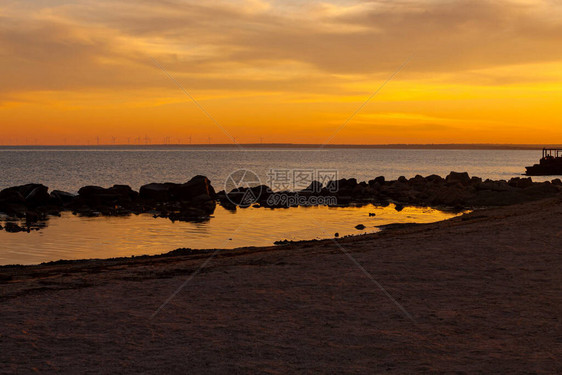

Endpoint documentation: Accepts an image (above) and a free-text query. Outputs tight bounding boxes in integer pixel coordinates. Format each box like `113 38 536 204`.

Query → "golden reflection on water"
0 204 463 265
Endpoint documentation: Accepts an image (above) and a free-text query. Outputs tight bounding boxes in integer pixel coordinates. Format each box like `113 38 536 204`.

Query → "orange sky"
1 0 562 145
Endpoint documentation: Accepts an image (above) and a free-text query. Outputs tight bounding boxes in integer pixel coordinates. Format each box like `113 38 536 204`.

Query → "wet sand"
1 198 562 373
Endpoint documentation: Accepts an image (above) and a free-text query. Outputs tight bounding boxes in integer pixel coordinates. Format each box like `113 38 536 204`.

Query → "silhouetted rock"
78 185 137 208
0 189 25 205
4 222 24 233
24 185 50 207
139 183 175 202
300 181 323 194
171 176 216 201
446 172 471 186
355 224 366 230
521 182 561 198
0 184 49 205
50 190 77 205
508 177 534 189
425 174 444 184
374 176 386 185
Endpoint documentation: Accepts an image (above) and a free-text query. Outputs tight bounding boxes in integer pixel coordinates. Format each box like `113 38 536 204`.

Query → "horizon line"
0 143 559 150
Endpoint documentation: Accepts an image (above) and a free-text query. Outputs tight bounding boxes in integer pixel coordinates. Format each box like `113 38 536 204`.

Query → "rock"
109 185 138 201
408 175 426 185
508 177 534 189
4 222 24 233
334 232 339 238
368 212 376 217
397 176 408 183
171 175 216 201
140 176 215 204
470 176 483 184
373 176 386 185
355 224 366 230
0 184 49 206
425 174 444 184
476 180 511 192
0 189 25 205
394 204 404 211
24 185 50 207
521 183 561 198
301 181 323 194
50 190 77 205
76 185 138 210
446 172 471 186
139 183 175 202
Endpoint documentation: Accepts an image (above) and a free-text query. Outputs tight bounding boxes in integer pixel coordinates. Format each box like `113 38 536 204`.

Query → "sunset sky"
1 0 562 145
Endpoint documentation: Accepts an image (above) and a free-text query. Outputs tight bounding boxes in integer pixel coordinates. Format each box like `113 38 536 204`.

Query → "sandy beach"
1 197 562 373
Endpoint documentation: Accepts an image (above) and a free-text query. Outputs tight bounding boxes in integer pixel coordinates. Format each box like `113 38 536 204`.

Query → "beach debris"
368 212 376 217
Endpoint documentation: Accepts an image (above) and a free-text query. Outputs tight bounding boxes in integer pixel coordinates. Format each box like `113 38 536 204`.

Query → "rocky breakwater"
218 172 562 211
0 176 217 232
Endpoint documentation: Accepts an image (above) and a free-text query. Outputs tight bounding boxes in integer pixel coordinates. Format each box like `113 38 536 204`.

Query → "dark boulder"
171 175 216 201
109 185 138 201
300 180 323 194
50 190 77 205
0 189 25 205
521 183 561 198
0 184 49 205
470 176 483 185
139 183 176 202
373 176 386 185
446 172 471 186
425 174 444 184
24 185 50 207
77 184 138 208
4 222 24 233
476 180 511 192
508 177 534 189
140 176 215 203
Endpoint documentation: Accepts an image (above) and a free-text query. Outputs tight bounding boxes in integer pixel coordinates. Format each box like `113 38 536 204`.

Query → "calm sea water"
0 204 462 265
0 146 549 193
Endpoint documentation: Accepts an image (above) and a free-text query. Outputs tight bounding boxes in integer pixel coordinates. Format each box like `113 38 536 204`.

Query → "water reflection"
0 204 463 265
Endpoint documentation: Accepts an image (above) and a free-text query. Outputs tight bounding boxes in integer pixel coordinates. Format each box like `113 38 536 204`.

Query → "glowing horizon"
1 0 562 146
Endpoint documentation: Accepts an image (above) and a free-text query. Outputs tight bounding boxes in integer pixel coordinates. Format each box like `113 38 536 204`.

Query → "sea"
0 146 550 265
